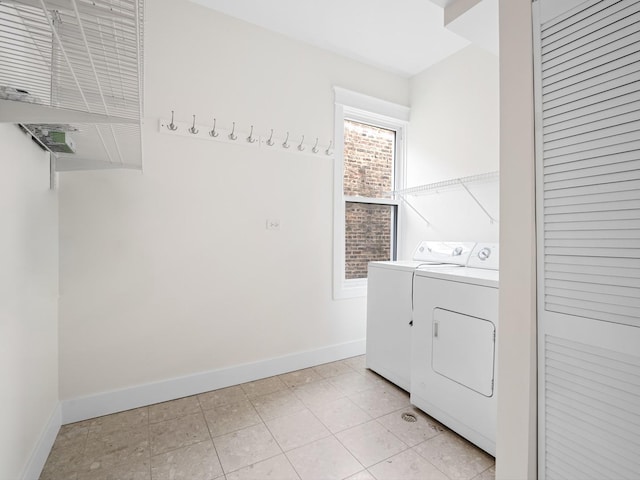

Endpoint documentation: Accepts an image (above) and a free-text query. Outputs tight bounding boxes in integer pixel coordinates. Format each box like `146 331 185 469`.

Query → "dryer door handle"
434 322 439 338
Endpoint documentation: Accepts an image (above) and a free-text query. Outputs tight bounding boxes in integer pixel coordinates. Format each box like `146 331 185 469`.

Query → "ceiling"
189 0 472 77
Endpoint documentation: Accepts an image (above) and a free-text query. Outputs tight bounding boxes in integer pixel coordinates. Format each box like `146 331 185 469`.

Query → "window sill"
333 279 367 300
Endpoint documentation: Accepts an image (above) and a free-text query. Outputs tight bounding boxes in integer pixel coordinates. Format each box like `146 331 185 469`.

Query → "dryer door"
432 308 496 397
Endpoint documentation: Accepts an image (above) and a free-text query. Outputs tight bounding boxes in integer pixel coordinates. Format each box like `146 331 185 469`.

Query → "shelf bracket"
458 179 498 224
397 194 431 227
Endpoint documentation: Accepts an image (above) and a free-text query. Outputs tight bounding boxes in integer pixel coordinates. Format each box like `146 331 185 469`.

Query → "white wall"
58 0 409 403
495 0 537 478
401 45 500 257
0 124 59 479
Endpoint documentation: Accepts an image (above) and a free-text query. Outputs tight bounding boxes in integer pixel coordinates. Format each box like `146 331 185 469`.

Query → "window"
333 87 409 298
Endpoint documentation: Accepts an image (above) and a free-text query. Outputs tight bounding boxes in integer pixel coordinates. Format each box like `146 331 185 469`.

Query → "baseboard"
22 403 61 480
61 338 365 424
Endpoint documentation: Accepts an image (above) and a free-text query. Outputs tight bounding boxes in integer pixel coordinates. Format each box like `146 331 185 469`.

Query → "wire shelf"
391 171 499 196
0 0 144 170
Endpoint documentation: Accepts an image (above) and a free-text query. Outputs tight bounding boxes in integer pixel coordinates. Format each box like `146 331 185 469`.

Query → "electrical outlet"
266 219 280 230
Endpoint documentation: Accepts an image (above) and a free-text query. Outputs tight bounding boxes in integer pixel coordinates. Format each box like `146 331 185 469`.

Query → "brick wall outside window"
343 120 395 279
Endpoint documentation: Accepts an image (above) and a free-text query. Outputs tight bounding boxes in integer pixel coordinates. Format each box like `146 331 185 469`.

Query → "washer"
366 241 475 391
410 243 499 455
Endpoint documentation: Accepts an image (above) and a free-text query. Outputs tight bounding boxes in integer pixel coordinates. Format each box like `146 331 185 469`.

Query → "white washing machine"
366 241 475 391
410 243 499 455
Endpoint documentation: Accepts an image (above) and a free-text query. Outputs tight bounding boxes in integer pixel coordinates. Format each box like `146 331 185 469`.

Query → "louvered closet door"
534 1 640 479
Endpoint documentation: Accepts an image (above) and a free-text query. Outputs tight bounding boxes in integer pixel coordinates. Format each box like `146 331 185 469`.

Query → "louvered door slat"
547 270 640 288
542 6 640 62
545 254 640 268
535 2 640 477
544 50 640 98
543 79 640 119
543 15 640 71
544 149 640 174
544 198 640 213
544 177 640 197
544 170 640 189
542 0 637 43
544 109 640 142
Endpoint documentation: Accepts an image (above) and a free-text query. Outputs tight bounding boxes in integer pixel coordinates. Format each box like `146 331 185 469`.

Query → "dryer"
366 241 475 391
410 243 499 455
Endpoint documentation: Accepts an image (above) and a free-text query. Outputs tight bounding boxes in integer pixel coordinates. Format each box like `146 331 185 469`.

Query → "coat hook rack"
209 118 219 137
228 122 237 141
325 140 333 156
159 114 334 159
246 125 257 143
189 115 199 134
167 110 178 131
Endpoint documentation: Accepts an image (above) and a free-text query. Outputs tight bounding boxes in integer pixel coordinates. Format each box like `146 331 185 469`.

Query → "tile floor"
40 355 495 480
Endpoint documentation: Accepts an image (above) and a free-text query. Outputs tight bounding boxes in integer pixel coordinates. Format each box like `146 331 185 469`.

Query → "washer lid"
412 241 476 265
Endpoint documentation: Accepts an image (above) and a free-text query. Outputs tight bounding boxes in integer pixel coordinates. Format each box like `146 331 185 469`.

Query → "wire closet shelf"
0 0 144 171
390 171 500 224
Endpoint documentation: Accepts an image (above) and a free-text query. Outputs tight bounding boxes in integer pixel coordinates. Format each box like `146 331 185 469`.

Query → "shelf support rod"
397 194 431 227
458 180 498 224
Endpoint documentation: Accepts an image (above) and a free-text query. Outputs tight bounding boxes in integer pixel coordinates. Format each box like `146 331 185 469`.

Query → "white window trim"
333 87 409 300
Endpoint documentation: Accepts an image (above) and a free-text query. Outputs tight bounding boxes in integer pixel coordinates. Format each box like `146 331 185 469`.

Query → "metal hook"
209 118 219 137
189 115 199 134
246 125 257 143
167 110 178 131
266 129 275 146
282 132 290 149
312 138 319 153
297 135 305 152
228 122 237 141
325 140 334 156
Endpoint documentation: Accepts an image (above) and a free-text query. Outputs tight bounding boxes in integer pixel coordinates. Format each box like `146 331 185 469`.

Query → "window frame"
333 87 409 299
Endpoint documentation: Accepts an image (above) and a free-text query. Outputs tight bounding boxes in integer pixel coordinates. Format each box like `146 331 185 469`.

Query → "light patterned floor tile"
82 408 149 435
77 459 150 480
148 396 201 424
198 385 248 410
342 355 367 372
213 423 282 473
149 412 210 456
203 397 262 437
291 379 345 407
376 407 446 446
328 372 385 396
368 449 448 480
241 376 287 398
82 425 149 473
250 389 306 421
266 409 330 451
347 386 410 418
286 436 363 480
344 470 376 480
150 440 223 480
225 454 300 480
473 465 496 480
413 431 494 480
308 397 372 434
336 420 407 467
312 361 354 379
40 424 89 480
39 361 498 480
279 368 323 388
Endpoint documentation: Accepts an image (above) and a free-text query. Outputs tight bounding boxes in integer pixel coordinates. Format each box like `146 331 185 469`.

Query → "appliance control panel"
413 241 476 265
467 243 499 270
